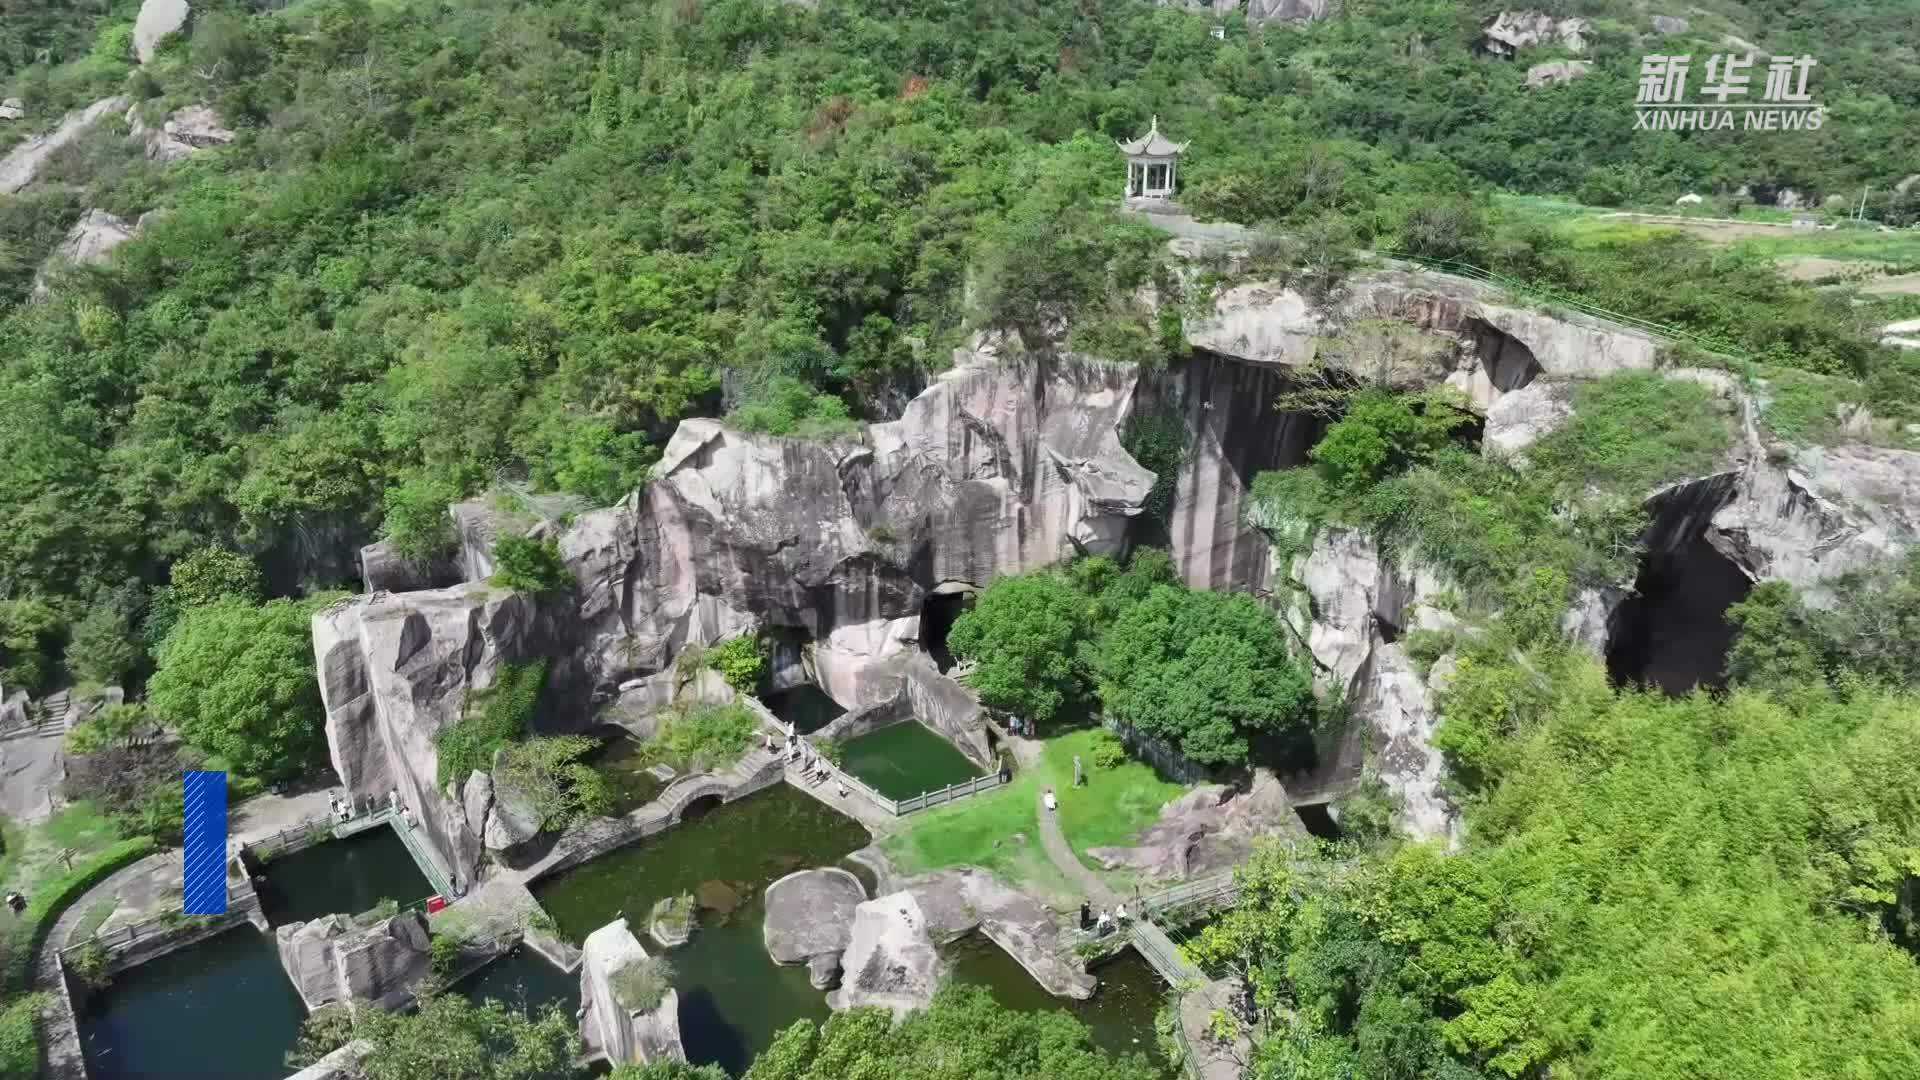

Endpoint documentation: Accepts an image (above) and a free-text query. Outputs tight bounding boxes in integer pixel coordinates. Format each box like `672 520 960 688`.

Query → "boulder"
33 209 141 296
1650 14 1689 34
276 911 433 1011
1525 60 1591 88
1483 379 1574 459
1777 188 1807 210
359 537 462 593
1478 11 1588 56
764 868 866 988
133 0 191 64
827 892 943 1017
130 103 235 162
1676 193 1705 205
0 96 129 195
0 99 22 121
1240 0 1336 23
579 919 685 1066
1897 174 1919 195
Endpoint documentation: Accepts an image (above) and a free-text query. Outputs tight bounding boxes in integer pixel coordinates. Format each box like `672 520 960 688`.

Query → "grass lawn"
881 728 1189 903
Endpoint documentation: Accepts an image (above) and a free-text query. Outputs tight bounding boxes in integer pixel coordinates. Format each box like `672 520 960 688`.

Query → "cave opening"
1605 535 1754 695
921 589 973 674
1293 802 1341 840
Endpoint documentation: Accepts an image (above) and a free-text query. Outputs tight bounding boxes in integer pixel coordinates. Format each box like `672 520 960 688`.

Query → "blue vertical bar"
182 771 227 915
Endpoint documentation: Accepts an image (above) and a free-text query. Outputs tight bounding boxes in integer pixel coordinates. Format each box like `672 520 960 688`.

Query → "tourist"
837 780 849 799
1079 900 1092 930
1116 902 1129 925
1043 788 1056 812
4 892 23 913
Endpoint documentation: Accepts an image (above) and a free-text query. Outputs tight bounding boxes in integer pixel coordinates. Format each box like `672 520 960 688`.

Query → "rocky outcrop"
1483 379 1574 460
0 99 22 122
829 891 942 1016
32 209 146 297
1478 11 1588 56
0 96 129 195
311 583 573 890
275 910 432 1011
133 0 191 64
359 537 462 593
1651 14 1689 34
550 353 1152 705
1525 60 1591 88
764 868 866 988
1089 769 1304 878
1240 0 1337 24
128 103 235 162
578 919 685 1066
286 1040 373 1080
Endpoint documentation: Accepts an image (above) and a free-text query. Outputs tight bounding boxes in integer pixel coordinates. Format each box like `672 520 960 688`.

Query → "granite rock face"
579 919 685 1066
133 0 191 64
1526 60 1592 88
276 910 432 1011
1089 769 1303 878
764 868 867 988
828 891 943 1017
0 97 129 195
1478 11 1589 55
311 583 571 890
552 353 1152 704
129 103 235 162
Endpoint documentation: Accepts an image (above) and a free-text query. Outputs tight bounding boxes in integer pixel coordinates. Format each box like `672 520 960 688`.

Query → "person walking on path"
1043 788 1057 812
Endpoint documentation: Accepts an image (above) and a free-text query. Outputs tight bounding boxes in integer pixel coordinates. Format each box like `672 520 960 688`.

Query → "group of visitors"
1079 898 1132 936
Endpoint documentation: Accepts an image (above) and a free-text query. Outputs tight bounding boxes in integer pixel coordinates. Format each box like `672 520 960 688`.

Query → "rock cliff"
275 910 432 1011
578 919 685 1066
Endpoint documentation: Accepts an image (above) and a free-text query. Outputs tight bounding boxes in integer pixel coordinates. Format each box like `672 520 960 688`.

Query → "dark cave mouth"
921 588 974 674
1604 535 1754 696
1294 802 1341 840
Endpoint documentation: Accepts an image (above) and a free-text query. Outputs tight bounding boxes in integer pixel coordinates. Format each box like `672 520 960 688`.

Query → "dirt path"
1034 787 1119 909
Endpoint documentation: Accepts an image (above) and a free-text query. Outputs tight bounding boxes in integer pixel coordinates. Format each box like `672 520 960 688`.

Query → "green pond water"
946 934 1171 1069
80 926 307 1080
456 945 579 1018
587 729 668 815
258 825 433 925
532 784 871 1075
839 720 983 800
761 684 845 734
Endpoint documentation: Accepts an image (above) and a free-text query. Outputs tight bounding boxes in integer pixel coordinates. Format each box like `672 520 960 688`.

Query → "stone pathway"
1034 787 1119 909
229 787 338 847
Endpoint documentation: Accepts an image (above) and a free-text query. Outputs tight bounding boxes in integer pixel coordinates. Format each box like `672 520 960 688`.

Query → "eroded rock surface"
312 583 572 889
1526 60 1591 88
276 910 432 1011
764 868 866 988
134 0 191 64
579 919 685 1066
0 96 128 195
828 891 943 1016
130 103 235 162
1090 769 1303 879
1478 11 1589 55
553 353 1152 702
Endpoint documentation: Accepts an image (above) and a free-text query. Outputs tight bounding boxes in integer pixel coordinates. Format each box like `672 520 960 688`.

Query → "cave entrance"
921 588 973 674
1605 535 1753 695
1293 802 1341 840
1467 319 1544 394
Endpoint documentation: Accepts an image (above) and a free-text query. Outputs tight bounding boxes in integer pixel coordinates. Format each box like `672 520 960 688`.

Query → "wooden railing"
1138 870 1238 917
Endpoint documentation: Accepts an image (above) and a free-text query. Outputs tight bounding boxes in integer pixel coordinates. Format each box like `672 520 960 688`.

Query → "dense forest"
0 2 1917 1077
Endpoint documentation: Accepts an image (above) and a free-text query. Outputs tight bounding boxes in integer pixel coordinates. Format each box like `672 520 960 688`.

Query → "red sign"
425 895 447 914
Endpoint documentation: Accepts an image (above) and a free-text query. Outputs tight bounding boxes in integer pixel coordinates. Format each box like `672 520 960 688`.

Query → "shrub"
642 704 758 773
429 933 462 977
610 955 675 1011
1088 730 1128 770
494 735 614 832
435 661 548 787
67 938 110 989
705 635 763 693
490 536 574 593
0 994 44 1080
726 376 859 439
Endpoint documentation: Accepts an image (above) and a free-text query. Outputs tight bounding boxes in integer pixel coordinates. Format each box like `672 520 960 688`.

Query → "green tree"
490 536 573 594
946 571 1091 728
146 598 327 781
1724 581 1827 693
1310 391 1467 499
706 634 764 693
493 735 613 833
288 993 576 1080
1091 586 1312 765
609 1064 728 1080
64 599 140 687
145 547 264 646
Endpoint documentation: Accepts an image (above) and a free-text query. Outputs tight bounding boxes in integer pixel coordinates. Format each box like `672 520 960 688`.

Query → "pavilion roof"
1116 116 1187 157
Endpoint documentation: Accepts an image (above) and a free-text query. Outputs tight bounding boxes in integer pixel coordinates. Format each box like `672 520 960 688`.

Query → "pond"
258 826 434 926
80 926 307 1080
760 684 844 735
838 721 982 801
945 934 1170 1069
455 944 578 1019
585 728 668 815
532 784 870 1076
